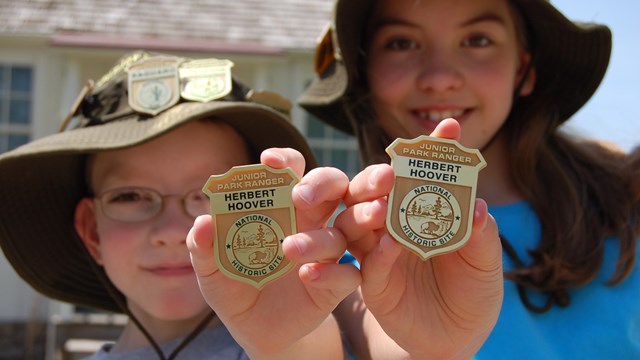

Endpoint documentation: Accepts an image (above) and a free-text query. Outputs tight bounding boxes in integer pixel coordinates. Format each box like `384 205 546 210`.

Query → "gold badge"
386 136 486 260
179 59 233 102
203 164 298 288
127 57 180 115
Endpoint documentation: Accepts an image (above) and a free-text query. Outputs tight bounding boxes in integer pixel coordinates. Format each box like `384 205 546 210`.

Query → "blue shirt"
474 201 640 359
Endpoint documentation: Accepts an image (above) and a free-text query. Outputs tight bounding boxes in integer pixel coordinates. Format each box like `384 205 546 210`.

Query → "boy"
0 51 358 359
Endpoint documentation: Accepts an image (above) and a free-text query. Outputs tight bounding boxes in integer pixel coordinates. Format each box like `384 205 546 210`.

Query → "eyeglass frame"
91 186 210 223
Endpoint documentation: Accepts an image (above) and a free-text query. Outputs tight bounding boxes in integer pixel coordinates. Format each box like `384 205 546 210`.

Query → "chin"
155 305 210 322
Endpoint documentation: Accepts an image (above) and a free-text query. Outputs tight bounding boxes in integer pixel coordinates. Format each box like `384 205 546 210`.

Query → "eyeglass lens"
97 187 210 222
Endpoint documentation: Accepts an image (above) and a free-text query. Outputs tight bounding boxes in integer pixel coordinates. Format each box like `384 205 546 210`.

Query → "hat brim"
514 0 611 122
297 61 352 134
0 101 316 312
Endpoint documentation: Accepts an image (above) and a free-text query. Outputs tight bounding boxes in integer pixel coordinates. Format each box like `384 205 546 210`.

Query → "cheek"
96 224 143 296
95 221 143 265
471 50 521 95
367 57 415 106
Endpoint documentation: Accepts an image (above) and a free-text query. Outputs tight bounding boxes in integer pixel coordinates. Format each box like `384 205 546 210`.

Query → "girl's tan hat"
0 51 317 313
298 0 612 134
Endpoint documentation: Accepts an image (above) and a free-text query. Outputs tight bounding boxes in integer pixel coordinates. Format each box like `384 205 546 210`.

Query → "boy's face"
75 120 251 323
365 0 534 149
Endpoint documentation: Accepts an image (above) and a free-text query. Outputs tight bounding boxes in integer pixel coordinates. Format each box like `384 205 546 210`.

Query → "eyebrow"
370 17 419 32
460 12 507 27
371 12 507 32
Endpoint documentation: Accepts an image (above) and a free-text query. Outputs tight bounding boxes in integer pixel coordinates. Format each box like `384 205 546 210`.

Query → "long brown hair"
500 86 638 311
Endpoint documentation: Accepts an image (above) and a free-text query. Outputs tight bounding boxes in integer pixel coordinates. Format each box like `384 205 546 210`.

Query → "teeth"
418 109 464 121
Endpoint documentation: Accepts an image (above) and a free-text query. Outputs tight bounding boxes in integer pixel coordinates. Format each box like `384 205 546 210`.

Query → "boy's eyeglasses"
94 187 210 223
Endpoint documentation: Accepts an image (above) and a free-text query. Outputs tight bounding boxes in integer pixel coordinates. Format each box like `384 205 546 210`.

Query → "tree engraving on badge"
225 214 285 278
203 164 297 288
386 136 486 260
137 80 172 110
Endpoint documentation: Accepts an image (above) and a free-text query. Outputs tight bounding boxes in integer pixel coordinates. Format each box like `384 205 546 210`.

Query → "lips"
145 264 195 277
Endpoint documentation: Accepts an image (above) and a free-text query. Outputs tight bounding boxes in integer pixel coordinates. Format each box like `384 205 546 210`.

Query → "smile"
147 265 195 277
414 109 465 122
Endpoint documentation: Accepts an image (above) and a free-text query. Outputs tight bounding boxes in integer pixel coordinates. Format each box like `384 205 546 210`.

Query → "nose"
415 49 463 93
149 198 192 246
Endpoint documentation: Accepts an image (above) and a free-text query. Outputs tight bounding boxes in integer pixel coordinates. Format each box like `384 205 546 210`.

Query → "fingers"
293 167 349 230
430 118 462 141
457 199 503 274
298 262 361 294
357 233 404 295
186 215 219 278
284 227 361 293
343 164 395 207
262 148 350 231
293 167 349 210
261 148 306 178
333 198 388 261
283 228 347 264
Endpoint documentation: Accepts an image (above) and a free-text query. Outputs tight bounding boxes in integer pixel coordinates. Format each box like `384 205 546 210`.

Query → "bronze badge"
126 57 180 115
179 59 233 102
203 164 298 288
386 136 486 260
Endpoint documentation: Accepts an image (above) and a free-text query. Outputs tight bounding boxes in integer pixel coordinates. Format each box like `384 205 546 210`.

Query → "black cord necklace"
84 239 217 359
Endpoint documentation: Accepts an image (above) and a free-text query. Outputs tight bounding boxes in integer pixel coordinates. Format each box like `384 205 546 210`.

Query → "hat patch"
180 59 233 102
127 57 181 116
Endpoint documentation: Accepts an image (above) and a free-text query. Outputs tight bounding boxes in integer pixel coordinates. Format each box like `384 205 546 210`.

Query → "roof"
0 0 334 52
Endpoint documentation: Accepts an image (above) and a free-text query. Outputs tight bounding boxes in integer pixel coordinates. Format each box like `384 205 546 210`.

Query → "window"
0 65 33 153
305 113 361 180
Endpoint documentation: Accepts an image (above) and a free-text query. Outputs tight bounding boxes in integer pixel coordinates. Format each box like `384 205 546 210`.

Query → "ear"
516 52 536 96
74 198 103 265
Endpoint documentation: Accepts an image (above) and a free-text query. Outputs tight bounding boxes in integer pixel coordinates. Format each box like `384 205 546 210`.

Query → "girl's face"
76 120 251 325
366 0 534 149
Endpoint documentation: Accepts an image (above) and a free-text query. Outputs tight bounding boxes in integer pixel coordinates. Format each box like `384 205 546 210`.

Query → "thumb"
187 215 219 278
458 199 503 274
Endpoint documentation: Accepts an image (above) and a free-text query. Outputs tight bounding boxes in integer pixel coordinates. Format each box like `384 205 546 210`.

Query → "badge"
127 57 180 115
386 136 486 260
202 164 298 288
179 59 233 102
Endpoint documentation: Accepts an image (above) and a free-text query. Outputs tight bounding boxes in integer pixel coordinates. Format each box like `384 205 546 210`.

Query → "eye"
185 190 209 203
385 37 419 51
105 188 153 203
462 34 492 48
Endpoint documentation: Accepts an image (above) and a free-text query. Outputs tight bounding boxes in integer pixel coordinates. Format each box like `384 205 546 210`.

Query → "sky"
553 0 640 151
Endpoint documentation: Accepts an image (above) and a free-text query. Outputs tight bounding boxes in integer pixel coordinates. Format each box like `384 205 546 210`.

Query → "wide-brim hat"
0 51 317 313
298 0 612 134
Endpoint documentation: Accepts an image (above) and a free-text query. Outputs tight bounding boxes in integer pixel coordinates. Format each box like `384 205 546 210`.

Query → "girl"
300 0 639 358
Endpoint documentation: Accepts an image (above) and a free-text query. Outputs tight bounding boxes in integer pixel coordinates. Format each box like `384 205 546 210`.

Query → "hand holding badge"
386 136 486 260
203 164 298 289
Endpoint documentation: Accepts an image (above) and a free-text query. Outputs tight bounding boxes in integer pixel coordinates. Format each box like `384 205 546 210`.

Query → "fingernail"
296 184 315 205
303 265 320 281
369 167 380 187
474 199 489 230
292 235 308 256
263 149 285 162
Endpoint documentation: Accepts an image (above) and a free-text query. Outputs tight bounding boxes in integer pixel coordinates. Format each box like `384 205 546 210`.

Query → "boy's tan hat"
0 51 317 313
299 0 612 134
